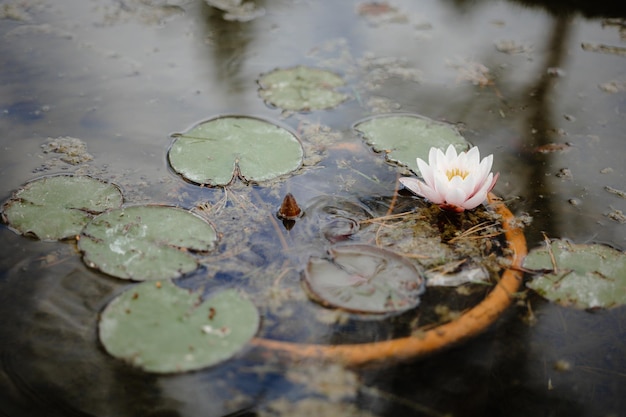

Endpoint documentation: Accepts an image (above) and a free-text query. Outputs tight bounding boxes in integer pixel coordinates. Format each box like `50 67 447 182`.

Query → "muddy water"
1 1 626 416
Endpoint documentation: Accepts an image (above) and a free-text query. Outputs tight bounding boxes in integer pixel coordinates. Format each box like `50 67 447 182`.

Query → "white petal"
399 177 424 196
466 146 480 163
420 183 445 204
433 170 449 193
445 185 468 208
429 146 442 166
463 172 494 209
458 147 470 165
461 173 479 197
416 157 434 187
478 154 493 178
467 154 492 194
465 147 481 172
445 145 458 161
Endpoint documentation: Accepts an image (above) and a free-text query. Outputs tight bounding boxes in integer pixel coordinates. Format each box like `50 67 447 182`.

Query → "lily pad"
524 239 626 309
353 114 470 174
1 174 123 241
168 116 303 186
79 205 217 281
258 66 349 111
99 281 259 373
303 244 425 314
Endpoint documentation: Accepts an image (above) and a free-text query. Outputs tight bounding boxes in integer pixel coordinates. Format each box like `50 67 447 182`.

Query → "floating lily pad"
258 66 349 111
168 116 303 186
1 174 123 241
353 114 470 174
303 245 425 314
99 281 259 373
524 239 626 309
79 205 217 281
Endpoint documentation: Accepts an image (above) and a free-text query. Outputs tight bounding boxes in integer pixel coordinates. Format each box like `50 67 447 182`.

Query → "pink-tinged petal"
399 177 425 196
488 172 499 192
460 174 478 199
406 145 498 211
440 203 466 212
463 172 494 209
467 154 492 194
399 177 444 204
467 171 485 196
418 182 445 204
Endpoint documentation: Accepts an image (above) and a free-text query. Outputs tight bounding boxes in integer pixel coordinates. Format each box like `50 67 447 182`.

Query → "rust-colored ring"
251 194 527 366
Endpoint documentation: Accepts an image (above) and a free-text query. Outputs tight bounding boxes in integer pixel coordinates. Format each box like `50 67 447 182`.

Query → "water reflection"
519 15 573 242
1 0 626 416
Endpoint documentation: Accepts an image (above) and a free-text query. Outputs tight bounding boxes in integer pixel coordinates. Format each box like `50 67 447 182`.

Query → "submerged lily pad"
99 281 259 373
79 205 217 281
1 174 123 241
168 116 303 186
353 114 470 173
303 245 425 314
258 66 349 111
524 240 626 309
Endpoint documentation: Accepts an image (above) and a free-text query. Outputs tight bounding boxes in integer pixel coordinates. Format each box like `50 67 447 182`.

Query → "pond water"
1 0 626 416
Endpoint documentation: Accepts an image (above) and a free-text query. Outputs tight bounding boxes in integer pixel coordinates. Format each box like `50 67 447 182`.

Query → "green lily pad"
99 281 259 373
353 114 470 174
1 174 123 241
524 239 626 309
303 244 425 314
79 205 217 281
168 116 304 186
258 66 349 111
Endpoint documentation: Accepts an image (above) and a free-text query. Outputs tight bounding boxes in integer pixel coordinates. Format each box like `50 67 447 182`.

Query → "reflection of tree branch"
521 16 572 241
197 1 266 105
513 0 626 19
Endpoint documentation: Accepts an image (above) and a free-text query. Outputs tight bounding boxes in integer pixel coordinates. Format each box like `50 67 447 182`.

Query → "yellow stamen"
446 168 469 180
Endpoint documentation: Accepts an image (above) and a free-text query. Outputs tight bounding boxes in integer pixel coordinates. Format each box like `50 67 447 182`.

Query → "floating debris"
356 2 409 25
556 168 573 180
606 208 626 223
494 39 533 55
605 185 626 199
581 42 626 57
449 59 492 86
533 142 571 154
546 67 566 77
426 265 490 287
205 0 265 22
599 81 626 93
41 136 93 165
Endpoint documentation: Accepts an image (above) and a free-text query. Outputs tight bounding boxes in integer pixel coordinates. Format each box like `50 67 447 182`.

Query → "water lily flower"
399 145 499 212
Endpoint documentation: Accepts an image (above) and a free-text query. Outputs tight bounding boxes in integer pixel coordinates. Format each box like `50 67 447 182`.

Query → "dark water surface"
1 1 626 416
